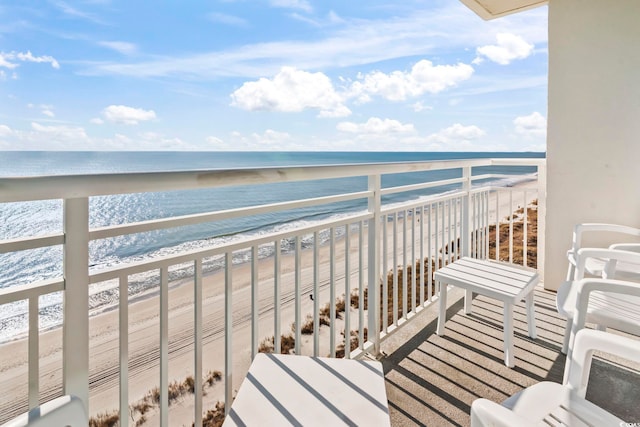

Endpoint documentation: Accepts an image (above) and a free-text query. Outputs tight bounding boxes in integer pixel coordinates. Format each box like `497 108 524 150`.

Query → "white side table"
434 257 538 367
223 353 390 426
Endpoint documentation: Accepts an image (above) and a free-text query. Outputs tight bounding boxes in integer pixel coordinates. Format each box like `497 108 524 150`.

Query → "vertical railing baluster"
447 199 452 265
419 207 424 307
28 297 39 409
313 231 320 356
496 192 500 261
411 208 416 314
434 203 439 277
329 227 336 357
509 190 514 263
251 246 258 359
382 215 388 333
344 229 351 358
523 190 528 267
274 240 281 353
118 274 129 426
427 204 433 301
294 238 301 355
194 260 203 427
485 192 490 260
358 221 364 350
462 167 471 258
402 210 407 320
62 197 89 416
392 215 398 327
441 202 446 265
453 198 458 261
160 266 169 427
224 252 233 412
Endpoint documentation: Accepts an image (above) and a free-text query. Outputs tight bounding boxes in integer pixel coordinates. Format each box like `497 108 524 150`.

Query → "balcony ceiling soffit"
458 0 548 20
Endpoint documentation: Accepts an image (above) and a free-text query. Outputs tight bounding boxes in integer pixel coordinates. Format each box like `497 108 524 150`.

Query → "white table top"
223 353 391 427
434 257 539 302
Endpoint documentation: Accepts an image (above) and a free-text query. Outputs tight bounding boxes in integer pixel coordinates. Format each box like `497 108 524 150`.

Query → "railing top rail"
0 158 545 203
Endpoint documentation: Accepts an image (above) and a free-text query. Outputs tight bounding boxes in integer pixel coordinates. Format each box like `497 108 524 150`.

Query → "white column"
545 0 640 289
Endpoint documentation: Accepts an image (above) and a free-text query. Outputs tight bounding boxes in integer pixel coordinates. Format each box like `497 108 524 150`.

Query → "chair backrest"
568 329 640 397
572 223 640 253
574 247 640 280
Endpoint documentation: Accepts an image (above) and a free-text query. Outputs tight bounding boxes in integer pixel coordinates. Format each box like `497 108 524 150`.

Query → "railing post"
537 163 547 278
63 197 90 415
461 167 471 258
367 174 381 356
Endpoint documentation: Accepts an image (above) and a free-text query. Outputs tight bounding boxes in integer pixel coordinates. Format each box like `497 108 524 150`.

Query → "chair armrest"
568 329 640 398
575 223 640 237
470 399 532 427
0 395 87 427
609 242 640 253
574 248 640 279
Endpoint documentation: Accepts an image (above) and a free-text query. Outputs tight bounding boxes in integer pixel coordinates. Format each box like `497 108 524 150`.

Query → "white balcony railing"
0 158 545 426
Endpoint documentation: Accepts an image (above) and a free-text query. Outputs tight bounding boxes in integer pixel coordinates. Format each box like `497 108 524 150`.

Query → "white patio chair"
0 395 87 427
557 247 640 354
470 329 637 427
566 222 640 280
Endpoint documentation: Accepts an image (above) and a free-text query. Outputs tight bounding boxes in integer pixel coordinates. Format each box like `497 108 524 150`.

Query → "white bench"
435 257 538 367
223 353 390 426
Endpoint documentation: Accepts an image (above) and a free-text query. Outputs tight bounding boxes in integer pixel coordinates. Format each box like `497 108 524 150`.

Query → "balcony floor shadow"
379 285 640 426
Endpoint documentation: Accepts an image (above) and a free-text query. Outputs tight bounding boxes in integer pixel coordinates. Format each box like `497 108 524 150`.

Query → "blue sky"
0 0 548 151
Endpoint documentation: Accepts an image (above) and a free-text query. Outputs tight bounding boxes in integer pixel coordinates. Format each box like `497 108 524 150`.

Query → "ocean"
0 151 544 341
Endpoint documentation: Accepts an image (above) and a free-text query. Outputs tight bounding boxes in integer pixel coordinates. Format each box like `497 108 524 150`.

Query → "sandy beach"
0 182 537 425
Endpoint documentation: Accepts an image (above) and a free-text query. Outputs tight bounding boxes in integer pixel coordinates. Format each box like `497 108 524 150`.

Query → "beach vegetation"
198 401 225 427
88 410 119 427
258 334 296 354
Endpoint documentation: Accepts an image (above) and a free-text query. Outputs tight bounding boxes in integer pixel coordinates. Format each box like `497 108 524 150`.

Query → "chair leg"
436 281 447 336
525 292 536 339
561 318 571 354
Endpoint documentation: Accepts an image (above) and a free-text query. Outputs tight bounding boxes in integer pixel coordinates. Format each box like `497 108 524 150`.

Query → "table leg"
525 292 537 339
503 303 514 367
436 281 447 336
464 289 473 314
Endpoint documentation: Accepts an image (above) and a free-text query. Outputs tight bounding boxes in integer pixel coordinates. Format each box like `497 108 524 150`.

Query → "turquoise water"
0 151 543 340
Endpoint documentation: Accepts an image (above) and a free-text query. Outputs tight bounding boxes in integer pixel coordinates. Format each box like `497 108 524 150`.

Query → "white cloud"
474 33 534 65
0 124 13 136
412 101 432 112
348 60 474 102
337 117 415 135
98 41 138 55
270 0 312 13
425 123 486 147
31 122 88 141
102 105 156 125
27 103 55 117
206 136 225 146
79 4 546 80
231 67 351 118
0 51 60 69
514 111 546 137
90 117 104 124
208 13 249 27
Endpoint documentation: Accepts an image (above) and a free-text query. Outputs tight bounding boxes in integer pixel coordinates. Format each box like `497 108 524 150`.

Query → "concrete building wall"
545 0 640 289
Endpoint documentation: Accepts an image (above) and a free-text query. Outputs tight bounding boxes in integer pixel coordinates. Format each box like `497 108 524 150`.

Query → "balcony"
0 157 638 426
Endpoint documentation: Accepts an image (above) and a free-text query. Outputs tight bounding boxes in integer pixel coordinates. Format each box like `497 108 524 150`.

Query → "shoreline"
0 181 538 423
